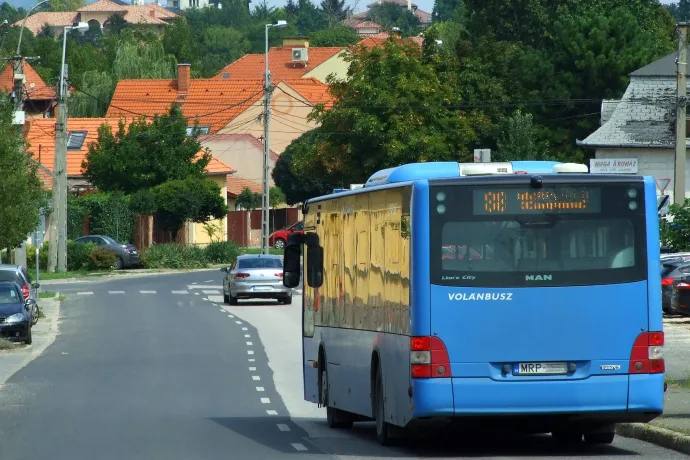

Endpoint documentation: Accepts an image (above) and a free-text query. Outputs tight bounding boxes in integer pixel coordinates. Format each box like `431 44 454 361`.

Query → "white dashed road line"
277 424 290 432
248 358 255 362
108 291 125 294
77 292 94 295
242 327 248 331
252 376 261 381
246 341 253 346
202 290 221 295
247 350 254 355
291 443 307 451
140 290 156 294
261 398 270 404
256 386 265 392
235 321 242 324
249 367 256 371
172 290 189 294
266 410 278 416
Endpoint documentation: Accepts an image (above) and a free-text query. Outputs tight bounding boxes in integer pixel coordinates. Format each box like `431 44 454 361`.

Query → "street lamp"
49 21 89 272
17 0 50 56
261 19 287 255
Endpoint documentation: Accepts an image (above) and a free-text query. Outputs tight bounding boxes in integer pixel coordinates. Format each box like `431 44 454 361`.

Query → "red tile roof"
0 60 56 101
214 46 344 81
354 21 382 29
13 12 78 35
78 0 177 24
106 79 265 134
77 0 128 11
357 33 423 47
227 176 263 197
37 164 53 191
281 78 333 107
25 118 233 177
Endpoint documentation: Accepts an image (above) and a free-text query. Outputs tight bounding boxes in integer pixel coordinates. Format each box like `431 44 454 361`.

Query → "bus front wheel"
321 369 353 429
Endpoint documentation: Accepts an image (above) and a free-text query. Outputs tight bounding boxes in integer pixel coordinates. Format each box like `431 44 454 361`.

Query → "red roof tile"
354 21 382 29
106 79 265 134
26 118 233 177
77 0 128 12
227 176 263 197
356 33 423 48
281 78 333 107
37 164 53 191
0 60 56 101
214 46 344 81
13 12 78 35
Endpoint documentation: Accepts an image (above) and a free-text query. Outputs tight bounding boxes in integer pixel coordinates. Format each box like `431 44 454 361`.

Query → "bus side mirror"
306 245 323 288
283 244 301 288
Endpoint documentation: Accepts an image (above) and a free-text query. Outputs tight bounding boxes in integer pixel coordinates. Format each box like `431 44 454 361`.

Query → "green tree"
310 25 361 46
46 0 86 12
493 110 553 161
82 104 211 193
432 0 464 22
269 186 286 208
0 98 47 251
151 177 228 241
368 2 421 37
235 187 261 210
272 137 334 205
320 0 350 25
295 38 483 184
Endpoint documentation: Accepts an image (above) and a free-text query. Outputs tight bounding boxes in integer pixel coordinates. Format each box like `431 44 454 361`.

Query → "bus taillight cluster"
410 336 452 378
629 332 664 374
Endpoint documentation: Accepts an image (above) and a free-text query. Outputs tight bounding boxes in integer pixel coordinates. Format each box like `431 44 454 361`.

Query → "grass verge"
39 291 56 299
666 377 690 390
0 338 17 350
241 248 284 256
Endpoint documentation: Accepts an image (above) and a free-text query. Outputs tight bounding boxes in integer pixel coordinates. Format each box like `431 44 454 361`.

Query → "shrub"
140 243 207 269
26 243 48 270
89 247 116 270
204 241 241 264
67 241 97 271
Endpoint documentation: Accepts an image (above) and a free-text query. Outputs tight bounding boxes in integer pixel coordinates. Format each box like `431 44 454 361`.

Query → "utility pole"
54 60 68 272
12 57 27 268
675 23 689 206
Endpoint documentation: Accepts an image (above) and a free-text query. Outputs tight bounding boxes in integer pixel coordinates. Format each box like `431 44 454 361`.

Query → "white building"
578 50 684 202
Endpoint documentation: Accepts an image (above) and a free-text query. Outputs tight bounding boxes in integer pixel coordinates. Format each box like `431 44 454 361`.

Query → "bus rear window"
430 182 647 287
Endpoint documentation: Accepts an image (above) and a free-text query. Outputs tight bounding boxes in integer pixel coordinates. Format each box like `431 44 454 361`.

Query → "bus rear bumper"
411 374 663 423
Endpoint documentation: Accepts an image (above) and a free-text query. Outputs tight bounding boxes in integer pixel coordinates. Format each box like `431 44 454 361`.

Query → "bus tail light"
629 332 664 374
410 336 451 378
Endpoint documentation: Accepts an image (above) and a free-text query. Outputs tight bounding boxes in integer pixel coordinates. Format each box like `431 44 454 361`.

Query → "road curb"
617 422 690 454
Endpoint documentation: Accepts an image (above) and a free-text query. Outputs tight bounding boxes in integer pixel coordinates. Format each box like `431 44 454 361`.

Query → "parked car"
0 265 39 325
221 254 292 305
661 255 690 314
0 282 34 344
73 235 140 269
269 221 304 249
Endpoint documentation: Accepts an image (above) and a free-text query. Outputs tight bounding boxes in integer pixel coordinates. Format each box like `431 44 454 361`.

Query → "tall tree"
0 97 47 251
310 25 361 46
82 104 211 194
293 38 484 185
46 0 86 12
492 110 553 161
320 0 350 26
368 3 421 37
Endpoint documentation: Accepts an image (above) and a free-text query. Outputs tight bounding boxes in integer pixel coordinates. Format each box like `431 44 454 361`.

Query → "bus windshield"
430 182 647 287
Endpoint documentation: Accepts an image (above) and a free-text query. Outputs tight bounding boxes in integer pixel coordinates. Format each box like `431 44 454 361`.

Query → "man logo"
525 274 553 281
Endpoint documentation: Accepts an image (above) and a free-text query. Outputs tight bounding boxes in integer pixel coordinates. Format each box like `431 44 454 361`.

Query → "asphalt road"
0 270 683 459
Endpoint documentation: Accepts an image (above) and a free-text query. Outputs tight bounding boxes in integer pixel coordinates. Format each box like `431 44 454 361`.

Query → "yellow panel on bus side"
303 211 317 338
354 193 370 330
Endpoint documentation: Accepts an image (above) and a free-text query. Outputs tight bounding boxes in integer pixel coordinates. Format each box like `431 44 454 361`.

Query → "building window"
221 73 230 79
186 126 210 136
67 131 87 150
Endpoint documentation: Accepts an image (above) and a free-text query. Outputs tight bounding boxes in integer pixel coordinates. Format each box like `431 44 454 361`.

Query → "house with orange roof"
214 37 344 85
106 63 333 195
0 60 56 119
15 0 179 35
344 0 432 30
24 117 235 246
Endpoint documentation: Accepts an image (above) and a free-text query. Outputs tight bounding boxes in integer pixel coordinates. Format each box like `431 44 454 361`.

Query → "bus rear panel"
411 174 663 426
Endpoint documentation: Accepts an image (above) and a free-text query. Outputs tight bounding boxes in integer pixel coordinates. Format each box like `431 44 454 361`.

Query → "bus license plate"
514 362 567 375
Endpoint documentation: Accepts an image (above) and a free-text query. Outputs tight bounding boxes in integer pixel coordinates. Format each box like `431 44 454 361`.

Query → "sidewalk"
0 295 61 385
618 384 690 454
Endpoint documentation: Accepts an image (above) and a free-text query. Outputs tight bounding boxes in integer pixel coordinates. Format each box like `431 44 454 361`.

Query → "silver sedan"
221 254 292 305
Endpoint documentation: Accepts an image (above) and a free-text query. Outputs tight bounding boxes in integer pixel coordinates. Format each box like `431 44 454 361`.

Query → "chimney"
282 36 310 48
177 63 191 92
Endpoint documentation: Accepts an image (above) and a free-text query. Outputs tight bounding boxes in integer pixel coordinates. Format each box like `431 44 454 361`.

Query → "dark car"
0 264 39 325
73 235 140 269
0 282 34 344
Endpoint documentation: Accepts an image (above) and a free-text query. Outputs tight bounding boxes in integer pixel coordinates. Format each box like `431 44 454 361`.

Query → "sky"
4 0 678 20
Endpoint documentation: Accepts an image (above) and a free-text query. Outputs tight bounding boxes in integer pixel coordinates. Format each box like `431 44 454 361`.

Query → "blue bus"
282 160 664 446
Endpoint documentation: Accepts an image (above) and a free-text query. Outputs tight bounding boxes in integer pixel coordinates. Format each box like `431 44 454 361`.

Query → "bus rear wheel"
321 369 353 429
374 366 395 445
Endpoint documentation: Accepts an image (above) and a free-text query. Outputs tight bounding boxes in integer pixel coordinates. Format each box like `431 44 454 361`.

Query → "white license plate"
253 286 272 291
513 362 567 375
